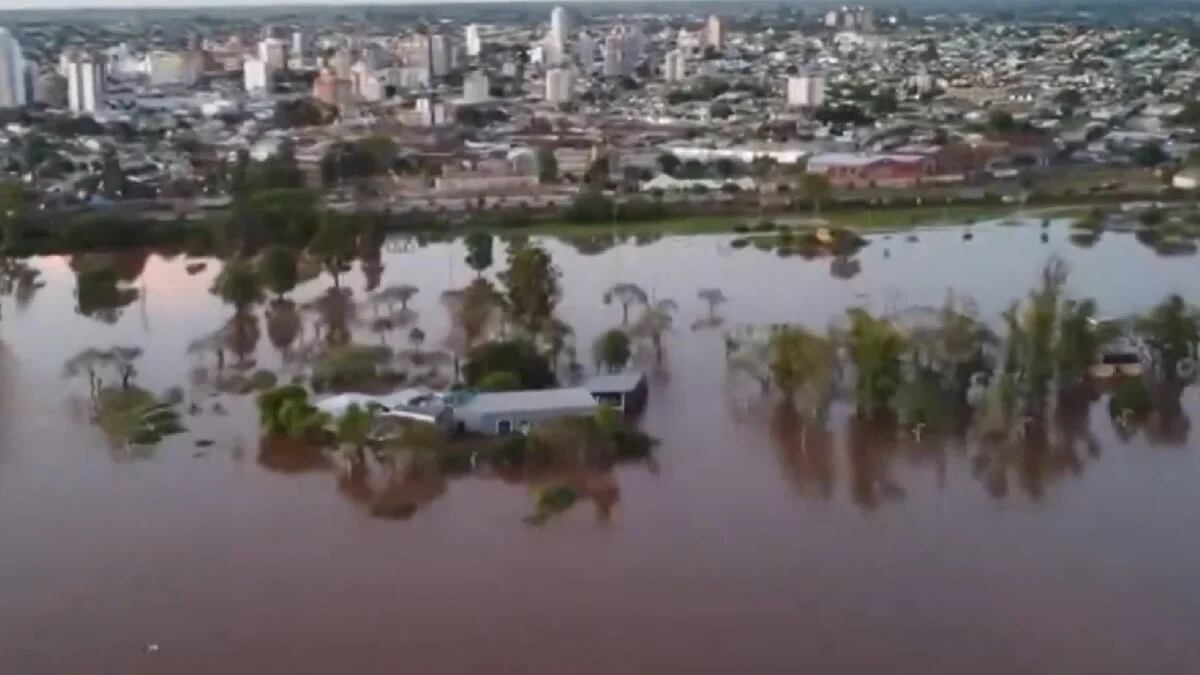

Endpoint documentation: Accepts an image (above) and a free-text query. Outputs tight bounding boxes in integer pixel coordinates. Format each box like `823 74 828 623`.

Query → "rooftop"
583 372 646 393
458 388 599 415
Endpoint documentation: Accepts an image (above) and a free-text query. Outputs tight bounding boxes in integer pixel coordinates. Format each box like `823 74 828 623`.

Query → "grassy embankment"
517 202 1093 237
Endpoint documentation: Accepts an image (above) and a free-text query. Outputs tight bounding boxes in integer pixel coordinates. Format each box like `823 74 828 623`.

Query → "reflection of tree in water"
0 256 43 322
258 436 330 474
266 299 302 360
1145 382 1192 447
558 233 621 256
830 256 862 280
340 462 449 520
845 416 906 511
70 254 140 324
970 402 1099 501
304 287 356 347
770 401 835 500
223 312 261 369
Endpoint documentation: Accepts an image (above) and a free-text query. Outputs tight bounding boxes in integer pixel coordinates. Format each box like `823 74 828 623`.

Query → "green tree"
464 232 494 276
476 371 523 392
594 329 632 372
212 258 264 316
500 244 561 334
0 181 26 251
336 403 376 466
988 109 1016 133
464 339 556 389
845 308 908 419
800 173 832 215
536 146 558 183
656 153 681 176
257 245 298 299
1137 294 1200 381
308 215 357 288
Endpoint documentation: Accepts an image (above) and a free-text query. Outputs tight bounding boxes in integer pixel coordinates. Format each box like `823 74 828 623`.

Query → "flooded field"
3 218 1200 674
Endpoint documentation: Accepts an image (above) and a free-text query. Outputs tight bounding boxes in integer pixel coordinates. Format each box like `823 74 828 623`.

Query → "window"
518 420 532 435
497 419 513 435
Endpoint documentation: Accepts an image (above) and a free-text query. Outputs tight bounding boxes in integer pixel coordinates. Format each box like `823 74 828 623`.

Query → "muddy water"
3 220 1200 674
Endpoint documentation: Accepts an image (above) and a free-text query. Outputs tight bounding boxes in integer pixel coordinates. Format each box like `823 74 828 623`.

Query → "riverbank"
513 202 1094 237
0 192 1156 257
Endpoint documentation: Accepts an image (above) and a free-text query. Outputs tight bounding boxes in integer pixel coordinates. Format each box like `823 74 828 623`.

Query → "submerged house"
315 373 650 437
583 372 649 414
453 388 599 436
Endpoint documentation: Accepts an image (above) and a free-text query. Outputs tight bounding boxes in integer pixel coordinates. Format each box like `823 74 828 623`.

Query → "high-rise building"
0 28 26 108
545 67 572 104
291 31 308 58
576 33 595 68
465 24 482 57
663 49 686 82
64 50 105 114
430 33 453 78
259 38 287 72
244 56 270 94
706 15 725 50
34 71 67 108
786 71 826 108
603 24 642 78
463 70 489 104
550 7 571 48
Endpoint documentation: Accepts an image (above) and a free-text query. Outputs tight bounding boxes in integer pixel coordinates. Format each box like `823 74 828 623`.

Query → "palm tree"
630 299 678 364
697 288 728 321
541 318 574 375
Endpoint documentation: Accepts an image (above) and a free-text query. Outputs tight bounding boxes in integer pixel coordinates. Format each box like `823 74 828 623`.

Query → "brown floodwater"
3 219 1200 674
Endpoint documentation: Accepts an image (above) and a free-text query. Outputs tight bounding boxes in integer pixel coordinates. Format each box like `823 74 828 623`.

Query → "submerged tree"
603 282 649 325
630 299 678 364
212 258 264 316
697 288 728 321
257 245 299 299
501 244 561 335
845 308 908 420
464 232 494 277
594 328 632 372
308 215 357 288
1137 294 1200 382
768 326 836 448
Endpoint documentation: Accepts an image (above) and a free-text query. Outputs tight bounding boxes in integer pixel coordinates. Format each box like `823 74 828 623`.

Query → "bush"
311 345 393 391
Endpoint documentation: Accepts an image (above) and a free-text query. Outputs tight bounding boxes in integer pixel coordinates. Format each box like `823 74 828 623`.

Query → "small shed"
583 372 649 415
453 388 599 436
